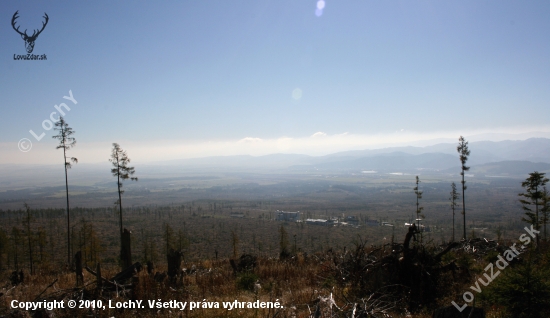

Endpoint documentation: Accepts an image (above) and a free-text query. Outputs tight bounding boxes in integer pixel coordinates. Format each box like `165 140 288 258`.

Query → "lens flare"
315 0 325 16
317 0 325 10
292 88 302 100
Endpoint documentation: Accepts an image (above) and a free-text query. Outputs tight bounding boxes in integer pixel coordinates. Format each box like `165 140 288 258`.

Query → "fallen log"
110 262 142 283
434 242 461 262
33 278 58 301
84 266 118 289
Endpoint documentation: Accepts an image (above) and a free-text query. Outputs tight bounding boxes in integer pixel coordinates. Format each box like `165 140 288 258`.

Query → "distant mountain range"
320 137 550 165
150 138 550 175
1 138 549 191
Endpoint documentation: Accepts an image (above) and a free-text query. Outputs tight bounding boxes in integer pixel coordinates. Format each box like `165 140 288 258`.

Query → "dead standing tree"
449 182 459 242
167 248 183 282
23 203 34 275
109 143 138 269
74 251 83 286
52 117 78 266
414 176 424 242
457 136 470 240
121 229 132 270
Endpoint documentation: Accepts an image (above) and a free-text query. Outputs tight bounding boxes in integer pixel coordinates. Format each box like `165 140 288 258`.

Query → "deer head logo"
11 11 49 54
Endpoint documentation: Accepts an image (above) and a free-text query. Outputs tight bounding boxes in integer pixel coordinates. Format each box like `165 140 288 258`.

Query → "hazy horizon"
2 1 550 165
3 130 550 166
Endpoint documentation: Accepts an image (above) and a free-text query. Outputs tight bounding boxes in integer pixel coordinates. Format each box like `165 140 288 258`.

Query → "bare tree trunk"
75 251 83 286
96 262 102 295
117 167 123 255
167 249 183 281
462 172 466 240
25 206 33 275
452 207 455 242
121 229 132 269
63 142 71 266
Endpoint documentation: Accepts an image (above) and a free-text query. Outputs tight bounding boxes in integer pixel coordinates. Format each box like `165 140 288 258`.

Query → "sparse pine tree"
141 229 158 264
414 176 424 237
23 203 33 274
36 228 46 264
140 229 148 262
457 136 470 240
47 219 59 265
77 220 102 266
52 117 78 265
109 143 138 263
449 182 460 242
163 223 175 256
495 225 504 243
11 227 22 270
519 172 548 247
177 228 188 253
541 187 550 241
231 230 239 259
487 251 550 317
0 229 7 270
0 229 9 270
279 225 290 259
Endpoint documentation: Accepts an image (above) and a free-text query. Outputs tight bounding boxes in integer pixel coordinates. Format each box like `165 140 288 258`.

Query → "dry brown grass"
0 250 497 318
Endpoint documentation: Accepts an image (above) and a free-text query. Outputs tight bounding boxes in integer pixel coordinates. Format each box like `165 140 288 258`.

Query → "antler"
30 13 49 39
11 11 49 39
11 11 26 37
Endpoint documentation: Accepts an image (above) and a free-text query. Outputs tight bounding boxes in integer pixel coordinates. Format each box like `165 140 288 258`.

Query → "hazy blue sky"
1 1 550 164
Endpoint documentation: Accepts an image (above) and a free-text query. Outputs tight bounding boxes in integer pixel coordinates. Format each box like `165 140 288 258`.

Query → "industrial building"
275 210 301 222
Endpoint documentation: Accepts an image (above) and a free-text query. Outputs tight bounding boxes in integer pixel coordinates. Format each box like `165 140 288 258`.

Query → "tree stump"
74 251 83 286
9 270 24 286
238 254 257 272
96 263 102 289
146 261 154 275
167 249 183 281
